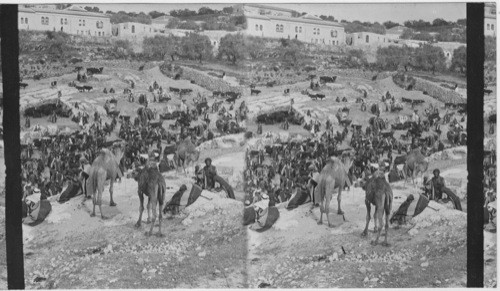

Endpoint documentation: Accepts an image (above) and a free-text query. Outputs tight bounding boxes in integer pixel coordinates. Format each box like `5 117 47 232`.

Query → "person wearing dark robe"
203 158 217 190
25 115 30 128
163 184 188 215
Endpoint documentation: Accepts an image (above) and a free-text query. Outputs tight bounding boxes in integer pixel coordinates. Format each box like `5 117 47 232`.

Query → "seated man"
427 169 462 211
202 158 217 190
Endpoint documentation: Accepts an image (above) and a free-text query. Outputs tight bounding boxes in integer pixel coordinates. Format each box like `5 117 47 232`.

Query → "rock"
195 246 202 251
408 228 419 236
420 256 427 261
149 269 157 274
137 258 145 265
142 268 147 274
435 280 441 285
330 252 339 261
363 277 369 283
370 278 379 282
359 267 367 274
421 262 429 268
198 251 207 257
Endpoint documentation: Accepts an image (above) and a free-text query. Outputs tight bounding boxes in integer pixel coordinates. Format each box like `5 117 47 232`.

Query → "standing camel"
361 175 393 246
86 144 124 219
175 137 200 174
134 166 167 236
316 156 352 227
403 149 429 185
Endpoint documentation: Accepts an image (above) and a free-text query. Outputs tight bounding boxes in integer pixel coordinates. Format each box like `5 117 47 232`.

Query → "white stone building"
112 22 158 39
485 3 496 37
346 31 399 47
18 5 111 37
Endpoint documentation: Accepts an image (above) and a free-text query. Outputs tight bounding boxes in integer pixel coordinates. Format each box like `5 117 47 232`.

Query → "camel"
133 165 167 237
361 175 393 246
403 148 429 185
316 156 353 227
175 137 200 174
86 144 125 219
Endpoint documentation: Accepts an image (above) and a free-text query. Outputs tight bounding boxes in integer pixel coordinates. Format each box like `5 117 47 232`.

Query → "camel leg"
146 196 154 236
337 186 344 215
318 196 325 225
135 192 144 228
361 200 371 237
148 186 158 236
146 198 151 224
109 180 117 207
382 203 391 247
157 187 164 237
371 197 385 246
326 193 334 228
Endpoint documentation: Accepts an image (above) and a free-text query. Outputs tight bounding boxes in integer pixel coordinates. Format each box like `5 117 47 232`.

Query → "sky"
87 2 467 24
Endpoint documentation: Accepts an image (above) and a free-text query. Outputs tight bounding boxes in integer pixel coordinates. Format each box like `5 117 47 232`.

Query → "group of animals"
315 148 428 247
86 137 200 236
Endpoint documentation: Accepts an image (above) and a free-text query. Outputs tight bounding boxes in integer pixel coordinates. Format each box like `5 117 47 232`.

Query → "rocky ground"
0 59 495 288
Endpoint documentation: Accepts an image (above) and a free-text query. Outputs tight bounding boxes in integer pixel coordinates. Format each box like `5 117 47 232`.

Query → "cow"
225 92 241 99
76 86 85 92
138 65 145 71
342 97 348 102
485 89 493 95
251 89 261 96
213 91 224 98
226 96 237 104
109 88 115 94
83 86 93 92
316 94 326 100
319 76 337 83
266 81 277 87
169 87 180 93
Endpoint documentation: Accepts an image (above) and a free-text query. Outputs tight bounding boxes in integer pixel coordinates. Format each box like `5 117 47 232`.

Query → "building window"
79 19 82 26
256 24 259 31
260 25 263 31
132 25 135 33
295 26 298 33
280 24 284 32
20 18 24 24
487 24 490 30
64 18 68 25
97 21 103 29
313 28 316 35
61 18 64 25
83 19 85 26
276 24 279 32
299 27 302 33
41 17 49 25
25 18 28 24
317 28 320 34
331 30 337 37
366 35 369 43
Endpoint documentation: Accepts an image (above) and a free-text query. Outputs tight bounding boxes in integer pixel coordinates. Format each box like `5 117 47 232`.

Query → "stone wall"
413 77 465 104
160 62 243 93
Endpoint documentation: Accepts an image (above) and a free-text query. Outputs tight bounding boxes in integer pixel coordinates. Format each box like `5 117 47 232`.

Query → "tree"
383 21 400 29
166 18 180 29
244 36 266 60
143 35 180 61
432 18 449 27
400 28 414 39
280 38 304 62
113 39 132 58
149 11 166 19
345 49 367 68
180 33 213 63
198 7 215 15
376 45 412 71
412 32 434 42
218 33 246 64
450 45 466 74
222 6 234 14
177 20 199 30
84 6 101 13
413 44 446 74
485 36 496 62
456 18 466 26
44 31 71 58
